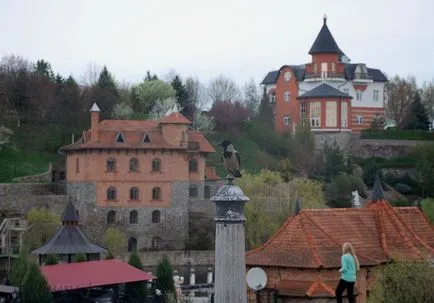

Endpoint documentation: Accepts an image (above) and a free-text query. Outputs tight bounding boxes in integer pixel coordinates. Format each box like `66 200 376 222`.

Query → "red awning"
40 259 155 292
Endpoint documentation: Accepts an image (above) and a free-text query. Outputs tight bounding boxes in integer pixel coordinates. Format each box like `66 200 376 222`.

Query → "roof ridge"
318 281 336 297
306 279 320 297
300 213 323 267
377 205 390 258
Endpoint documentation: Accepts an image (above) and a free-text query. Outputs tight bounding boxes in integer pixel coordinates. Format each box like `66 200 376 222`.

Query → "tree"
370 113 386 129
385 76 418 128
124 251 147 302
103 227 126 257
362 159 384 188
132 79 176 114
44 254 59 265
292 120 316 177
149 97 181 120
422 80 434 123
368 261 434 303
208 100 249 133
421 198 434 223
325 174 367 208
11 248 29 287
27 208 60 225
156 255 175 295
95 66 119 119
171 75 190 117
256 87 274 127
207 75 242 104
413 143 434 197
112 102 134 119
243 78 261 119
24 208 60 250
322 141 346 181
21 262 54 303
74 253 86 262
145 70 158 81
402 92 431 130
80 61 101 86
35 59 55 81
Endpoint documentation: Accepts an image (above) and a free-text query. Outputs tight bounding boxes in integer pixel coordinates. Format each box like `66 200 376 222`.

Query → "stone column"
211 176 249 303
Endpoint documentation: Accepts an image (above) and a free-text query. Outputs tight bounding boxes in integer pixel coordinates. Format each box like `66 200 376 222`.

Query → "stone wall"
349 138 425 159
119 250 215 267
313 131 353 151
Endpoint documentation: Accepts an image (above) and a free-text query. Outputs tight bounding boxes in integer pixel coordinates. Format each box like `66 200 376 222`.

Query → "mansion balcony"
304 72 346 82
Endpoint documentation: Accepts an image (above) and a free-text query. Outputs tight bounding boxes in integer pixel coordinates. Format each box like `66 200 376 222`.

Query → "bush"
44 254 59 265
326 174 367 208
156 255 175 295
21 262 54 303
124 251 147 302
361 129 434 141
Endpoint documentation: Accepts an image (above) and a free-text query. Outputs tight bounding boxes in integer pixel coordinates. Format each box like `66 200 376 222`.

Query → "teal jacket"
340 253 357 282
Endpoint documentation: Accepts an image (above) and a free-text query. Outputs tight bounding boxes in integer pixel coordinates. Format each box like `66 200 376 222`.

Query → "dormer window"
116 132 125 144
143 134 151 143
284 71 291 82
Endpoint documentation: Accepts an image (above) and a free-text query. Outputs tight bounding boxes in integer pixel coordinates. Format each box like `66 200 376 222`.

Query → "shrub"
326 174 367 208
361 129 434 141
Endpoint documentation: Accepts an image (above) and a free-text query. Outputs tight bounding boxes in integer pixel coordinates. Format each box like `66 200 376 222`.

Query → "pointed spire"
90 102 100 112
371 173 385 202
309 15 343 55
293 194 301 216
323 14 327 25
62 198 80 223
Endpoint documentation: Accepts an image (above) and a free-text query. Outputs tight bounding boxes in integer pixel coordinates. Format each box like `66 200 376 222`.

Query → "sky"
1 0 434 87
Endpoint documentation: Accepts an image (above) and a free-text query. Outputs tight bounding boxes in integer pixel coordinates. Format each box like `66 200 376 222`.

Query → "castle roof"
297 83 352 100
160 112 192 124
61 200 80 222
309 17 344 55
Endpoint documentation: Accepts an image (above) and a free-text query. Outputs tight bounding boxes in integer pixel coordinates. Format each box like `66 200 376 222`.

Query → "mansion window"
189 185 198 197
189 159 198 172
310 102 321 128
107 187 117 201
152 237 162 249
129 210 138 224
107 210 116 224
116 132 125 143
300 102 307 116
129 158 139 172
152 187 161 200
107 158 116 172
325 102 337 127
152 158 161 172
356 91 363 101
284 91 290 102
128 237 137 252
356 115 364 125
270 92 276 104
284 116 290 127
284 71 291 82
152 210 161 223
130 187 139 200
204 185 211 199
373 90 379 102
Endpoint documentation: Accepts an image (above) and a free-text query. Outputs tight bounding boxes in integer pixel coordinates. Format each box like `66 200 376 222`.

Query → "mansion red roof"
40 259 155 292
60 112 215 154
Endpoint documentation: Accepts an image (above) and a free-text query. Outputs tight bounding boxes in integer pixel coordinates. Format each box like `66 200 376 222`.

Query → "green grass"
0 148 59 183
205 131 279 177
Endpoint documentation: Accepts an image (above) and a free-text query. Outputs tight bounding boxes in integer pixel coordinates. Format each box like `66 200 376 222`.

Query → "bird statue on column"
219 140 242 178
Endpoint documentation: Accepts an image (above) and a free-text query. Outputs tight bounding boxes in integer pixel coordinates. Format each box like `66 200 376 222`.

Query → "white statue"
352 190 361 208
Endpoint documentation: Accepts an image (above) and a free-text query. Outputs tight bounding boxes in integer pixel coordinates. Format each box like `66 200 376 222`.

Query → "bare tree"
385 75 418 128
243 78 261 119
207 75 242 105
422 79 434 123
80 61 101 86
185 77 208 110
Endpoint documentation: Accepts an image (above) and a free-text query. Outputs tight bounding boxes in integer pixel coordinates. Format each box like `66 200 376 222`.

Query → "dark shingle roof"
261 65 306 85
343 64 388 82
371 174 385 202
62 200 80 222
297 83 352 99
309 19 343 55
31 225 107 255
261 71 279 85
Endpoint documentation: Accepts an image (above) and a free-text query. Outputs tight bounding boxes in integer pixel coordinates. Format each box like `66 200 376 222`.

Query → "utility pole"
7 220 11 281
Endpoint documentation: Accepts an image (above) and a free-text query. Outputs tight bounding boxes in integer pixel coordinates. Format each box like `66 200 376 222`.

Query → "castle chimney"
90 103 100 142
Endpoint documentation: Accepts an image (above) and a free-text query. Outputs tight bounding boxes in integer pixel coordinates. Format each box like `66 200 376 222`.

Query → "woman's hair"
343 242 360 271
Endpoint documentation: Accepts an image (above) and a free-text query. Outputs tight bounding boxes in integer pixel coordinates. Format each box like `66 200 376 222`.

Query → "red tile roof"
160 112 192 124
246 201 434 269
40 259 155 292
270 277 346 298
205 166 220 180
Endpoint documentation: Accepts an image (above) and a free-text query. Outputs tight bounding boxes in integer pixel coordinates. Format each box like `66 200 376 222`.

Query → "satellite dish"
246 267 267 291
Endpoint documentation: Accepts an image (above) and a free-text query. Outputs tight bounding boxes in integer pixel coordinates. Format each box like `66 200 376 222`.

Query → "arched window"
189 185 198 197
152 187 161 200
129 158 139 172
107 210 116 224
152 210 160 223
130 187 139 200
151 237 162 249
106 158 116 172
129 210 138 224
152 158 161 172
75 158 79 173
107 187 117 200
189 159 198 172
128 237 137 252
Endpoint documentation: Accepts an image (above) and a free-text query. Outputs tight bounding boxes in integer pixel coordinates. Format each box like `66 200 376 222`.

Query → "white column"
207 267 213 284
189 268 196 298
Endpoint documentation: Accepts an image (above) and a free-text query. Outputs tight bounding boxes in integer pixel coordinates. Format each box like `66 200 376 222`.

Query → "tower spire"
323 14 327 25
371 173 385 202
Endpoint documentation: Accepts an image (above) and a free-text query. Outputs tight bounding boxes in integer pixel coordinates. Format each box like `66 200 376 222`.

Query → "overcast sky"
1 0 433 87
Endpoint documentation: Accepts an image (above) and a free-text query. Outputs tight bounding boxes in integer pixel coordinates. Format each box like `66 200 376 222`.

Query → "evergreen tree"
292 120 316 177
171 75 191 119
36 59 55 81
155 255 175 295
403 92 431 130
145 70 158 81
322 141 346 181
97 66 118 95
21 262 53 303
11 248 29 287
94 66 119 119
124 251 147 302
256 87 274 127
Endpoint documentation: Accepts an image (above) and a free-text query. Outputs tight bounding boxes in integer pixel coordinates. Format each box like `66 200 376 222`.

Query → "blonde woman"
335 242 360 303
